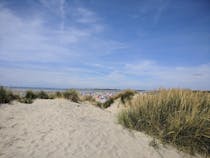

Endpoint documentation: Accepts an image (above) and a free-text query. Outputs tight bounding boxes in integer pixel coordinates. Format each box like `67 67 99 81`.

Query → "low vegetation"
102 98 114 108
37 91 49 99
100 89 136 108
63 89 80 103
0 86 19 104
81 95 96 103
1 87 137 107
18 90 37 104
55 91 63 98
25 90 37 100
113 89 136 104
118 89 210 156
19 97 33 104
95 101 102 108
0 87 82 104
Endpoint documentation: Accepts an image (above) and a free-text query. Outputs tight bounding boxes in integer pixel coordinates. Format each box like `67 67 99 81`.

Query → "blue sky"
0 0 210 90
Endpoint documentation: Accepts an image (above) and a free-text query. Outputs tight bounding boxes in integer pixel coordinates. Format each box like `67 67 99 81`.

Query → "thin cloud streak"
0 4 125 63
1 60 210 90
59 0 65 31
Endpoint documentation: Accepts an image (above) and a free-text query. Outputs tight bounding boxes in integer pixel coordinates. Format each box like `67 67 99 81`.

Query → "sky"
0 0 210 90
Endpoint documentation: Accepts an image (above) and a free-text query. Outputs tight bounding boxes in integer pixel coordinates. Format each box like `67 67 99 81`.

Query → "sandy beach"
0 99 201 158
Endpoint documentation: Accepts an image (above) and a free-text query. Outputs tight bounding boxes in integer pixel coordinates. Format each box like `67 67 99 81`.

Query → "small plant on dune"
102 98 114 108
118 89 210 156
63 89 80 103
55 91 62 98
37 91 49 99
0 86 18 104
82 95 96 102
19 97 33 104
48 94 55 99
113 89 136 104
149 138 159 150
25 90 37 100
95 101 102 108
18 90 37 104
100 90 136 109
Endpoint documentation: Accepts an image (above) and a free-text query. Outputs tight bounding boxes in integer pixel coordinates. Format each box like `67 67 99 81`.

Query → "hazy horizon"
2 85 210 91
0 0 210 90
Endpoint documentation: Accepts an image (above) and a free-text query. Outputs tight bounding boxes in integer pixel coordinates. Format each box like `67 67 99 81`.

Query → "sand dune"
0 99 200 158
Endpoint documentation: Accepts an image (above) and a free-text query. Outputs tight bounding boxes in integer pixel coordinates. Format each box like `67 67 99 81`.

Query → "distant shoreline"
3 86 146 93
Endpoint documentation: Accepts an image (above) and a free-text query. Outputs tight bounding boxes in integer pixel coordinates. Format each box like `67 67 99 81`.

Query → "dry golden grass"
63 89 80 103
0 86 19 104
101 89 137 108
112 89 136 104
81 95 96 102
118 89 210 156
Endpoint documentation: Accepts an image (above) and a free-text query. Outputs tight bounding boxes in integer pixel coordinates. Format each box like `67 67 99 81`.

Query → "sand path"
0 99 199 158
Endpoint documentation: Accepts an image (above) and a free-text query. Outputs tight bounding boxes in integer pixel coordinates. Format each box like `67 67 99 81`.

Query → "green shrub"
25 90 37 100
37 91 49 99
19 97 33 104
48 94 55 99
98 90 136 108
113 89 136 104
63 89 80 103
81 95 96 102
55 91 62 98
95 101 102 108
0 86 18 104
118 89 210 156
18 90 37 104
102 98 114 108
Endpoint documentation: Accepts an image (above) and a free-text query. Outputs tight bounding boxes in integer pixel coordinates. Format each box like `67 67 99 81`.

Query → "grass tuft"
100 89 136 108
25 90 37 100
0 86 18 104
18 90 37 104
113 89 136 104
95 101 103 108
118 89 210 156
18 97 33 104
102 98 114 108
55 91 63 98
63 89 80 103
37 91 49 99
81 95 96 103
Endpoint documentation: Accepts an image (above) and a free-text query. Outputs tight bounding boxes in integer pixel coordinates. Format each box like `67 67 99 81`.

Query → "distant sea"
6 86 145 93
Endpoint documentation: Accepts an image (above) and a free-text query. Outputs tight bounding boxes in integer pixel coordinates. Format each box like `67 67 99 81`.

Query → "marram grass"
113 89 136 104
101 89 136 108
118 89 210 156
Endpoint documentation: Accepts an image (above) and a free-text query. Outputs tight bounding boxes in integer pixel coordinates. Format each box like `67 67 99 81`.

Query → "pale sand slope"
0 99 200 158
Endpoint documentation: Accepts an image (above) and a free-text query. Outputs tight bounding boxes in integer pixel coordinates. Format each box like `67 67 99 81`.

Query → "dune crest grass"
81 95 96 102
101 89 137 108
113 89 136 104
18 90 37 104
118 89 210 156
0 86 19 104
63 89 80 103
37 91 50 99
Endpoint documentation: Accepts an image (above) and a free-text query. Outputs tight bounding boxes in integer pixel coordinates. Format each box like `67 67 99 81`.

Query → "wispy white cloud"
0 3 126 63
1 58 210 89
123 61 210 90
39 0 66 31
135 0 170 24
59 0 65 31
0 2 129 88
75 7 98 24
153 0 170 24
